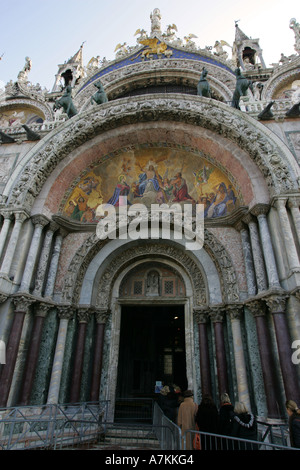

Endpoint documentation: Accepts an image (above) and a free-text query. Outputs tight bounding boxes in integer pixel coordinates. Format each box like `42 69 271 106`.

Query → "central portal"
116 304 187 399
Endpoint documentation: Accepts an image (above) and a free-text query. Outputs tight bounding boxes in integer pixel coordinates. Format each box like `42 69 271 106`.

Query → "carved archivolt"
75 59 235 110
61 228 239 307
2 95 299 210
261 57 300 100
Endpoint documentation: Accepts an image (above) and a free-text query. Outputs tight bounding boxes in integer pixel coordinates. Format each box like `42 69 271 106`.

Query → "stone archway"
2 95 299 210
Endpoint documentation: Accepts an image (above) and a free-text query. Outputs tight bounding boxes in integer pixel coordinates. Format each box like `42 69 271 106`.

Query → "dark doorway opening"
115 304 187 421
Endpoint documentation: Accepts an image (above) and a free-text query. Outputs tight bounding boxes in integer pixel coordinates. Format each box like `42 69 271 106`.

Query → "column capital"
209 304 225 323
242 212 256 225
250 203 270 218
31 214 50 228
0 210 13 220
12 293 36 313
290 287 300 302
234 220 248 232
57 304 74 320
49 221 60 233
193 307 210 324
0 293 8 304
34 300 55 318
288 196 300 209
226 303 244 321
245 297 266 317
77 305 92 323
263 291 289 314
94 308 110 324
14 210 29 223
272 196 288 209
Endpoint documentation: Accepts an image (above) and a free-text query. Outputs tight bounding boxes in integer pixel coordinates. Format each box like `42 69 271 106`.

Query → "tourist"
195 394 219 450
231 402 258 450
219 393 234 435
177 390 198 450
286 400 300 448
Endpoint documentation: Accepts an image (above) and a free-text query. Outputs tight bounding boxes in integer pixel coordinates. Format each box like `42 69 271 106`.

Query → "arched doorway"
115 262 188 421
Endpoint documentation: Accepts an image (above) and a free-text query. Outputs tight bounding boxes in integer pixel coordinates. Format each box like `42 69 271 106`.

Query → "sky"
0 0 299 91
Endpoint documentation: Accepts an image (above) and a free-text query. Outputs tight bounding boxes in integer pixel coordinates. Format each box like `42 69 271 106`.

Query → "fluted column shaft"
19 215 49 292
288 196 300 245
0 295 35 407
0 212 13 259
265 294 300 404
194 309 212 396
251 205 280 288
236 221 257 295
210 307 229 397
19 302 52 405
44 231 65 298
47 305 74 404
243 214 267 292
227 304 250 410
70 307 91 403
274 197 300 272
90 309 108 401
247 299 281 418
0 212 28 276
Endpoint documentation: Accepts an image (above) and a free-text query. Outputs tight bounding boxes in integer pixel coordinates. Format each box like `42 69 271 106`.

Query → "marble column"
32 221 59 297
0 294 35 407
0 211 28 277
243 213 268 292
0 211 13 260
288 196 300 245
194 308 212 396
227 303 251 410
246 298 281 418
90 309 108 402
210 306 229 397
70 306 91 403
251 204 281 289
19 215 49 293
47 304 74 404
274 197 300 272
235 221 257 296
44 230 66 299
264 293 300 405
19 301 52 405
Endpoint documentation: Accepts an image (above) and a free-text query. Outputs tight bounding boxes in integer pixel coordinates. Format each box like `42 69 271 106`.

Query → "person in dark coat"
231 402 258 450
157 385 179 423
219 393 234 435
286 400 300 448
195 394 219 450
219 393 234 449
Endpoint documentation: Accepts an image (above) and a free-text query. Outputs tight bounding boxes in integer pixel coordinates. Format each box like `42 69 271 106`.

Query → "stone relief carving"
2 96 299 212
60 222 239 309
74 59 235 109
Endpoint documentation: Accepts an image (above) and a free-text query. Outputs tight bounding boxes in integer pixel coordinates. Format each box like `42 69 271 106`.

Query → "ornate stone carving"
226 303 244 321
57 304 74 321
77 306 92 323
245 298 266 317
209 305 225 322
3 96 298 212
12 294 35 313
264 292 288 314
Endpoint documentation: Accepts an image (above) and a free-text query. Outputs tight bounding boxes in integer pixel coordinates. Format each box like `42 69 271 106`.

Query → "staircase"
98 424 161 450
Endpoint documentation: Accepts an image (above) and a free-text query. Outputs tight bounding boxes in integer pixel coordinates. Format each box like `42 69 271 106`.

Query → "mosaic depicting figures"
61 148 241 222
0 107 44 127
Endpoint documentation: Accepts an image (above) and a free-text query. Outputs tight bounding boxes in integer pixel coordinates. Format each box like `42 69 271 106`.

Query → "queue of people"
158 387 300 450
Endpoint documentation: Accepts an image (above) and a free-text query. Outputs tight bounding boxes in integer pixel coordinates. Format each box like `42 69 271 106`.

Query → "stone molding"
1 95 299 210
60 227 239 307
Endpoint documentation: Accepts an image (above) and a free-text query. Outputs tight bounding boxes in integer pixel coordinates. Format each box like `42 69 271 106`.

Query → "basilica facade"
0 10 300 421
